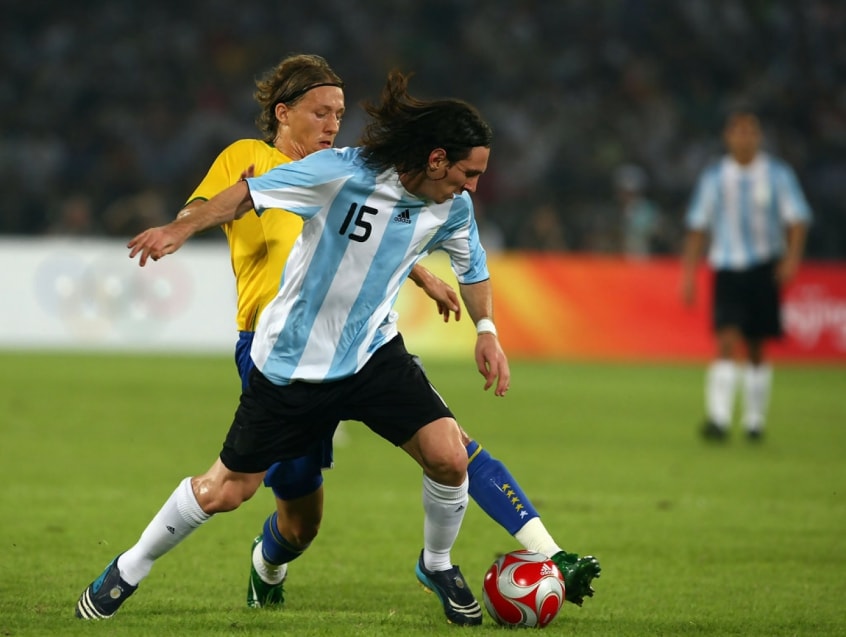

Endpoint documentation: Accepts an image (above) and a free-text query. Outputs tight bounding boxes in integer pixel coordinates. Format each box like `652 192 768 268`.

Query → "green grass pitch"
0 352 844 636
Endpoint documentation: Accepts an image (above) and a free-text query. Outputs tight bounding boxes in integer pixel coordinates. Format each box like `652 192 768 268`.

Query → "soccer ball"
482 550 565 628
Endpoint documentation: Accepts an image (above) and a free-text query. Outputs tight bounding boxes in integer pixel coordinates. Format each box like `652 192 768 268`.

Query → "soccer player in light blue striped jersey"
77 71 599 626
681 108 811 441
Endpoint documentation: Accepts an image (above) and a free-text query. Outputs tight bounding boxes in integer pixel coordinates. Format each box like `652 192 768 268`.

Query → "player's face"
724 114 762 165
279 86 345 160
424 146 490 204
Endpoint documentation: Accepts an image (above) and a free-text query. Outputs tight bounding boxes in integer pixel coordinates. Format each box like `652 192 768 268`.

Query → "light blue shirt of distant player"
685 152 812 271
244 146 489 385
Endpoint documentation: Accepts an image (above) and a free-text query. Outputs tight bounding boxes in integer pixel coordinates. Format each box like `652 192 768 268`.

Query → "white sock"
514 518 563 558
743 364 772 432
252 540 288 585
421 474 468 572
117 477 211 585
706 360 738 428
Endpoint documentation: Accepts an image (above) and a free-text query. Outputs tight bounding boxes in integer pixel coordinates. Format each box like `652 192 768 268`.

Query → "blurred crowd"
2 0 844 257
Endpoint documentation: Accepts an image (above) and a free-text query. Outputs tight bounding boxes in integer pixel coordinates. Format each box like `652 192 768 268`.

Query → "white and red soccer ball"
482 550 566 628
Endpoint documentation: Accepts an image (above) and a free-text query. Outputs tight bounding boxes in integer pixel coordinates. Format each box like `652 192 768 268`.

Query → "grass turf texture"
0 352 844 636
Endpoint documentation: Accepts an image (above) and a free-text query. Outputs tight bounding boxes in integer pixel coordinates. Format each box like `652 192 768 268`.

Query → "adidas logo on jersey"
393 209 411 224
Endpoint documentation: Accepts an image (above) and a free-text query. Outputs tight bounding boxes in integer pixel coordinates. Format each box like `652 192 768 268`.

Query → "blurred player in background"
681 107 812 441
76 58 599 625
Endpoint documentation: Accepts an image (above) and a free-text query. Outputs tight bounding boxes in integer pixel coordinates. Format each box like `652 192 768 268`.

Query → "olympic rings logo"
33 249 193 341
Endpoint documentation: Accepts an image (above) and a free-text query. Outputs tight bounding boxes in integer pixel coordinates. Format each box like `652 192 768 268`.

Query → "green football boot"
247 536 287 608
550 551 601 607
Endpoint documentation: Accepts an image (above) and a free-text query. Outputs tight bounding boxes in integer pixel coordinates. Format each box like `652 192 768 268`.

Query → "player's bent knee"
193 475 259 514
275 487 324 546
203 489 252 514
422 452 468 486
276 506 322 545
284 521 320 547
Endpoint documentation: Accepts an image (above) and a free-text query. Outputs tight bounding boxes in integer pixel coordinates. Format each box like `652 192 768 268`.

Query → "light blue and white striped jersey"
244 146 489 385
685 152 811 270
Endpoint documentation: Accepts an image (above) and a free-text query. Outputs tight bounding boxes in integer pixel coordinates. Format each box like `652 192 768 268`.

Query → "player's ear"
427 148 448 171
275 102 289 125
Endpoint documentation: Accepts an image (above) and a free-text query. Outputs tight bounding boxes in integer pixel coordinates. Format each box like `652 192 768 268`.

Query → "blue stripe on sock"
261 512 308 565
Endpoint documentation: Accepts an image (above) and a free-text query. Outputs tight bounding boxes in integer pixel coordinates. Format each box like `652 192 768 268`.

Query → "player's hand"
420 273 461 322
239 164 256 181
475 333 510 396
127 224 191 266
776 256 799 284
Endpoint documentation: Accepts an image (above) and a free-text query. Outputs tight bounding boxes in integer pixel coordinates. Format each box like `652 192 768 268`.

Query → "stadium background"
2 0 845 361
2 5 845 635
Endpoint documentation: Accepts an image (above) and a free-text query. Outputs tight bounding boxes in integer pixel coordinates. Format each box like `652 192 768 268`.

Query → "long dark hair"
359 71 492 176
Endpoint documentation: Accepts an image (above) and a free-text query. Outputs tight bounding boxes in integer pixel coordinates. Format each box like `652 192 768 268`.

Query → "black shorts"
219 334 454 474
712 259 782 339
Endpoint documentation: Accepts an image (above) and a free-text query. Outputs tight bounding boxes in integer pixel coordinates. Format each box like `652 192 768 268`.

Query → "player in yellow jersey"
75 55 599 622
186 138 304 335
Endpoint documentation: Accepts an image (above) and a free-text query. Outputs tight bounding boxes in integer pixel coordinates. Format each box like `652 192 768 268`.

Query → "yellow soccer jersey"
186 139 303 331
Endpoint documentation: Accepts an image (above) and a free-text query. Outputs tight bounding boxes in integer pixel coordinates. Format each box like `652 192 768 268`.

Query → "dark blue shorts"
235 331 334 500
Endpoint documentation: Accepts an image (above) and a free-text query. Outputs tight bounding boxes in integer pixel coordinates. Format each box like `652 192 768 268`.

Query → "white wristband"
476 318 497 336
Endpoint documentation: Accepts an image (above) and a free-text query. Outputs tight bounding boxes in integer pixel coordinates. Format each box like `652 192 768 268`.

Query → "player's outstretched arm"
459 279 510 396
409 264 461 322
128 181 254 266
777 222 808 284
